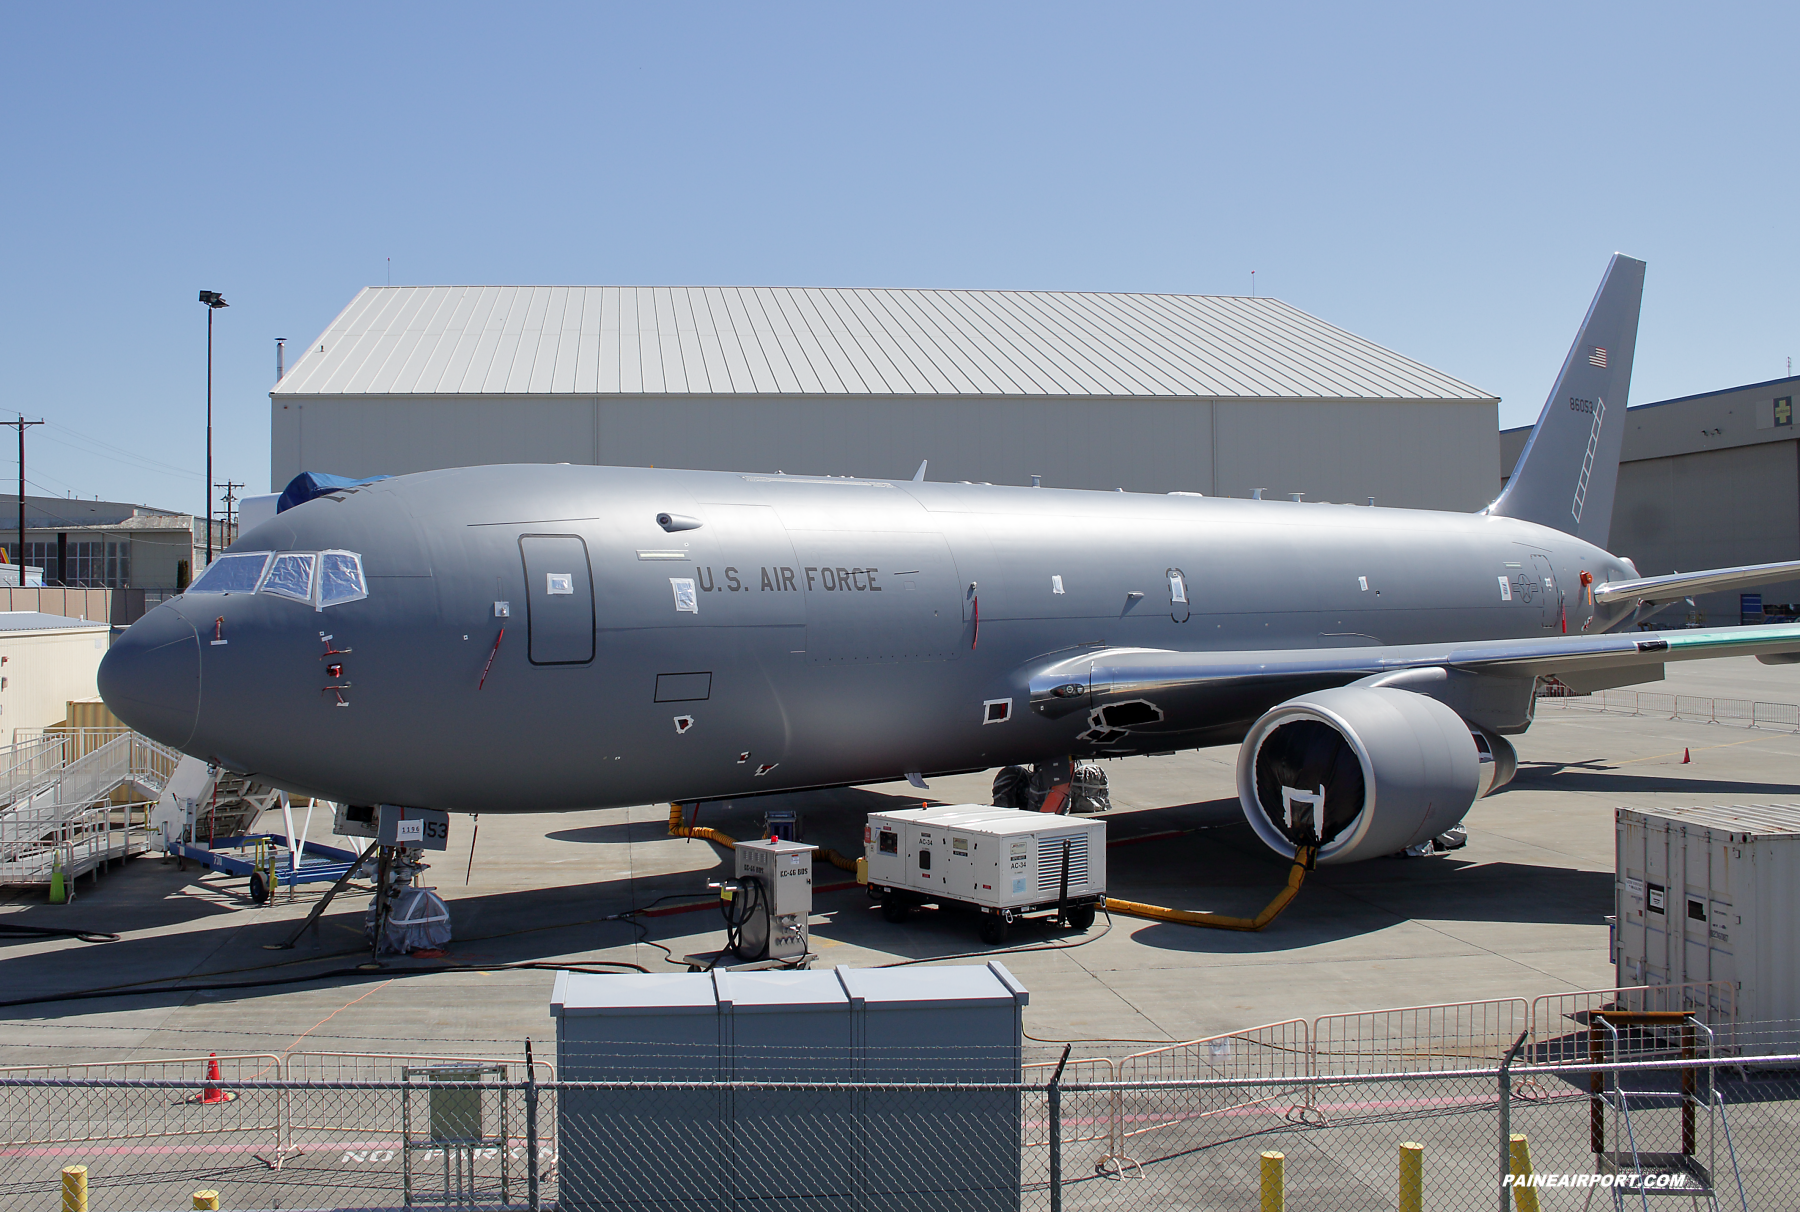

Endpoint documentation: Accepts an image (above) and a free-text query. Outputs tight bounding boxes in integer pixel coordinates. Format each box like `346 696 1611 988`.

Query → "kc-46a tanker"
100 255 1800 866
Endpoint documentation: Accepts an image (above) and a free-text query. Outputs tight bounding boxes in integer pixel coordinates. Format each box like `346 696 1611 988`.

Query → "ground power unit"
864 805 1105 944
727 837 813 963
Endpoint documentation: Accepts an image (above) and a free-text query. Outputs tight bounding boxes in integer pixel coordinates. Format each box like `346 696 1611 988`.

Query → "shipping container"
1616 804 1800 1052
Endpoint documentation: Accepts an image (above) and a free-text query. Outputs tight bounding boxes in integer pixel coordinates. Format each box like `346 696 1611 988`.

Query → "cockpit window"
189 552 271 594
318 551 368 607
260 552 318 603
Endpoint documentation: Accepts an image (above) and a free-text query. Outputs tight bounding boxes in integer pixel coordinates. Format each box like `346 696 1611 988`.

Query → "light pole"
198 291 228 566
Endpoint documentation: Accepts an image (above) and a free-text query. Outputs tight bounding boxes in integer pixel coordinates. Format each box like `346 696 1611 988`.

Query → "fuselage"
99 464 1634 813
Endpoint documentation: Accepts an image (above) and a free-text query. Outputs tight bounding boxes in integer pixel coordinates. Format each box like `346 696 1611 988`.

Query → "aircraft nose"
98 605 201 750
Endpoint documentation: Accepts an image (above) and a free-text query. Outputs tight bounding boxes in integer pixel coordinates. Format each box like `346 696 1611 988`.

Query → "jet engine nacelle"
1236 686 1498 865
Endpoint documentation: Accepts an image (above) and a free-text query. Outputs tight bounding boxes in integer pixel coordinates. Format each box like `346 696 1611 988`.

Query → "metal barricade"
1106 1021 1312 1173
1529 981 1738 1064
1313 997 1529 1074
0 1053 285 1156
1754 700 1800 730
1714 697 1754 726
1675 695 1715 722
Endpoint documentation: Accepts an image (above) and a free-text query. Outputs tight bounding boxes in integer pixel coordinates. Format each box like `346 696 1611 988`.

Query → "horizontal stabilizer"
1594 559 1800 607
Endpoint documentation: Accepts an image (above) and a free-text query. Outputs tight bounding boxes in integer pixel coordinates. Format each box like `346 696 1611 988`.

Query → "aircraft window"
189 552 271 594
318 551 368 607
260 552 318 603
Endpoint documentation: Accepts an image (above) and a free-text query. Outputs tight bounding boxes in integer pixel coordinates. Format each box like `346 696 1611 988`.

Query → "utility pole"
215 480 243 549
198 291 229 567
0 416 44 584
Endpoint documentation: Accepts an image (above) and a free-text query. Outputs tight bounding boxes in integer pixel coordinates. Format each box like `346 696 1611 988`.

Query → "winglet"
912 459 928 482
1488 254 1645 548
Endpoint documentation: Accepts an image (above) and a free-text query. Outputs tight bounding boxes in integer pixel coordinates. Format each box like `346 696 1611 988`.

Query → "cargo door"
520 535 595 664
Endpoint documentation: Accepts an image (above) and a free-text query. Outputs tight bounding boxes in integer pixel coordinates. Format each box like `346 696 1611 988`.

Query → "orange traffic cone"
1682 748 1691 764
188 1053 235 1105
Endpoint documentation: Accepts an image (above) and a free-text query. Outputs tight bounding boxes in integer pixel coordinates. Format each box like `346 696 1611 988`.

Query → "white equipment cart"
864 804 1105 944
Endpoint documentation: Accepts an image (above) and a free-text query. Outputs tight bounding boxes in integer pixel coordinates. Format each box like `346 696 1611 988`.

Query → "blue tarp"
275 472 391 514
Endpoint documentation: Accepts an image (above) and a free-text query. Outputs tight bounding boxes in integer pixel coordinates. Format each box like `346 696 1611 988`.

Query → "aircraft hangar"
270 285 1500 509
1501 372 1800 623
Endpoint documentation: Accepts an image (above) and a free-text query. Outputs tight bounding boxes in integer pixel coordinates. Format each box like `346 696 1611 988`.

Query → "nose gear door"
520 534 595 664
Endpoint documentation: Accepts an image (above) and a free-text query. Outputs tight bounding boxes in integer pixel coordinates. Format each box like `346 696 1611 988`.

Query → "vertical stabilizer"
1488 254 1645 548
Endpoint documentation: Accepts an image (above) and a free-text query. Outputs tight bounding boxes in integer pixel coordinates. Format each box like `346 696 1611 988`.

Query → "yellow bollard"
1398 1142 1423 1212
1260 1149 1284 1212
60 1165 87 1212
192 1190 219 1211
1509 1133 1540 1212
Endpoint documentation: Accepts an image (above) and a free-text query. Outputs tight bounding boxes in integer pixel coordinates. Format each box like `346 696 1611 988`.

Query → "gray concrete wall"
1610 441 1800 621
272 394 1500 511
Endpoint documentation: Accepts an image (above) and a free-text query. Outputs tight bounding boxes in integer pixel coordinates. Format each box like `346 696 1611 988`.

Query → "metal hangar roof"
273 285 1492 403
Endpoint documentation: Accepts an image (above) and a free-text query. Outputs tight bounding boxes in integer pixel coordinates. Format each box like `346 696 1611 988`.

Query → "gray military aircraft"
100 254 1800 866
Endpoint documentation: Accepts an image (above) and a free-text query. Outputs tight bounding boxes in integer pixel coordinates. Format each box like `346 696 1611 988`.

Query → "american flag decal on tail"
1588 347 1608 368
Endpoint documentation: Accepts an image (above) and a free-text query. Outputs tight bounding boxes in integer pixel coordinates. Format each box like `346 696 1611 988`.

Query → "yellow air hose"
667 804 861 873
1103 845 1317 932
669 805 1312 926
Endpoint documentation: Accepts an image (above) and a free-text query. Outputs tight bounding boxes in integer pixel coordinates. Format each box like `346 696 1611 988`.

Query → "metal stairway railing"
0 730 181 884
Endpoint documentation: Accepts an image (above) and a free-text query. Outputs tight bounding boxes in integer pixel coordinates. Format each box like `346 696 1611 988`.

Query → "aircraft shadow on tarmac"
0 769 1686 1014
1509 760 1800 798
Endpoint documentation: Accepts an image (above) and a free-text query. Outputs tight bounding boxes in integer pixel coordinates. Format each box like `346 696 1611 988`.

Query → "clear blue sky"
2 3 1794 513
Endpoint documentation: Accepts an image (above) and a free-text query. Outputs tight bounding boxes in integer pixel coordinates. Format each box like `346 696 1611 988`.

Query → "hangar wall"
272 394 1499 511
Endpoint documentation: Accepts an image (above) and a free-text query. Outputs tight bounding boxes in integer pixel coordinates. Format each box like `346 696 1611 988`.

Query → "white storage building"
271 285 1500 510
0 612 111 737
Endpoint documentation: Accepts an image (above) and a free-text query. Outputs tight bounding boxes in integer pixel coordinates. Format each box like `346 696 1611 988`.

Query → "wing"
1024 624 1800 746
1593 559 1800 607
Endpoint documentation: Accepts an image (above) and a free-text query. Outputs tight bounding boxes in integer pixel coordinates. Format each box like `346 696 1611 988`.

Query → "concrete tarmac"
2 657 1797 1067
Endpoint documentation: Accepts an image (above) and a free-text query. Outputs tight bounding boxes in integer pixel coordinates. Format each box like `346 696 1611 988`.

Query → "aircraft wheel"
1065 903 1096 931
991 765 1029 809
979 915 1009 946
881 893 909 923
249 871 270 905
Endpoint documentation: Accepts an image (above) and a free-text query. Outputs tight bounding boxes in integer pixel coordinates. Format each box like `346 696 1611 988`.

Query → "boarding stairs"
1589 1012 1746 1210
0 729 180 886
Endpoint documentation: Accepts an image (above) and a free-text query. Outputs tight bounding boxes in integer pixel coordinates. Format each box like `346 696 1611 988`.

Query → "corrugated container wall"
552 963 1028 1212
1616 805 1800 1052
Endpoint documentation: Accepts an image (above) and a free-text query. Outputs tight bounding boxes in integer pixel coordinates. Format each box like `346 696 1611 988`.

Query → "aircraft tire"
979 915 1009 946
881 893 910 923
991 765 1030 809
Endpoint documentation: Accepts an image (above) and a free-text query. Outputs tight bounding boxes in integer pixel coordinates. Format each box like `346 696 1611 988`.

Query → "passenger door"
520 534 595 664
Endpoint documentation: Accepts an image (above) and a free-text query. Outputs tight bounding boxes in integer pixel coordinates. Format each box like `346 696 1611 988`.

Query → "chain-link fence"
4 1052 1798 1210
